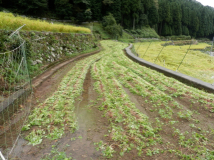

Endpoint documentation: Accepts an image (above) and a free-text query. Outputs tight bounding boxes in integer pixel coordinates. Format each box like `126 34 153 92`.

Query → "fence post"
142 41 152 58
176 40 192 71
154 46 165 63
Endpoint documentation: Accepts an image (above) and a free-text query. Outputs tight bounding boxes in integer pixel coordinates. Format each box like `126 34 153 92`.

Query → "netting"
134 39 214 84
0 26 32 159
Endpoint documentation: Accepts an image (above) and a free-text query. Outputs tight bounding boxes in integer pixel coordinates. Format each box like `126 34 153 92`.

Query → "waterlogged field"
0 12 91 33
134 41 214 83
20 40 214 160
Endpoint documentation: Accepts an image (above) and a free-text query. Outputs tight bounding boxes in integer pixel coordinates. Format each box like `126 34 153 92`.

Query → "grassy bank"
134 41 214 83
0 12 91 33
124 27 159 38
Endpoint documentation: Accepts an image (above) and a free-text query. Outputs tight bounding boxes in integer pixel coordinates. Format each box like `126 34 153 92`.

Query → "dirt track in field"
10 67 110 160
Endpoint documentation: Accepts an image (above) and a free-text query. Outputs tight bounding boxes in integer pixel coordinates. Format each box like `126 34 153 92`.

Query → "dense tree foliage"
102 13 122 38
1 0 214 38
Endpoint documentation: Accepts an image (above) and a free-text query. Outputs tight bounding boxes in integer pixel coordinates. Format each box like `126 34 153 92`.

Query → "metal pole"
142 41 152 58
154 46 165 63
136 40 143 53
176 41 192 71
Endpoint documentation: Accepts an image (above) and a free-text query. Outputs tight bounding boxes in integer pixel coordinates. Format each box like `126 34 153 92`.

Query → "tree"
131 0 141 29
109 0 121 23
171 2 182 35
18 0 48 15
162 23 172 36
189 10 199 37
102 0 113 5
139 14 148 28
102 13 122 39
121 0 131 28
84 8 92 21
148 4 159 28
91 0 102 20
55 0 73 19
182 25 189 35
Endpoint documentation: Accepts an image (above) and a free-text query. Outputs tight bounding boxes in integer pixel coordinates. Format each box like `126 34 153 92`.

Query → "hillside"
1 0 214 38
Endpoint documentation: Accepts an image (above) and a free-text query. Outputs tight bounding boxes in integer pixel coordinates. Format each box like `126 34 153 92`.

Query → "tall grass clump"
0 12 91 34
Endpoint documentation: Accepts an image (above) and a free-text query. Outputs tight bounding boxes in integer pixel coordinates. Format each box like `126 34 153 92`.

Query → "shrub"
130 30 137 35
102 14 123 39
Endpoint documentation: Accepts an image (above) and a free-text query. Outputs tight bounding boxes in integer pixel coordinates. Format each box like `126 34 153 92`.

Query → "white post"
0 151 6 160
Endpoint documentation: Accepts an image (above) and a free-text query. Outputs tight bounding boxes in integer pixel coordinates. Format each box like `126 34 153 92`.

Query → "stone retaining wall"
0 30 96 67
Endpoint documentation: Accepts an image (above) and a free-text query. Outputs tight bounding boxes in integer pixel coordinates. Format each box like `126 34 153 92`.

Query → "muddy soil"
0 50 101 155
9 68 110 160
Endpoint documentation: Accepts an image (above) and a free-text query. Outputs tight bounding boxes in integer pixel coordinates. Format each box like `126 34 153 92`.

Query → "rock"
31 61 37 65
15 86 21 91
60 47 63 50
51 52 56 58
36 60 42 64
51 47 55 51
0 96 4 102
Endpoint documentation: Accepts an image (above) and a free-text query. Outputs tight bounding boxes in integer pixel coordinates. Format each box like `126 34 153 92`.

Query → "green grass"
125 27 160 38
0 12 91 33
82 22 111 39
134 41 214 83
118 30 135 43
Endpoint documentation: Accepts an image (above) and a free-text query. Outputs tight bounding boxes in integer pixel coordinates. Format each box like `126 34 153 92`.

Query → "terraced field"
12 40 214 159
134 41 214 83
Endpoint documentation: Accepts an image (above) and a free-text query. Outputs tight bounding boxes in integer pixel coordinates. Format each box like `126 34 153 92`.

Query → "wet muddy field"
1 41 214 160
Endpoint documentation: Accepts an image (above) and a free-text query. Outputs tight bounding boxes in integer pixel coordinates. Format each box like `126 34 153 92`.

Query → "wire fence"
133 39 214 84
0 26 32 159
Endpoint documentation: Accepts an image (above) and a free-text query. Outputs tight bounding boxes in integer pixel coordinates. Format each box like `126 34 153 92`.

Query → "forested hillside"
1 0 214 38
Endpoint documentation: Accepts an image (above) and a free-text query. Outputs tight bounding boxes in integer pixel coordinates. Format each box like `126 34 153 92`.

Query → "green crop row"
22 50 106 145
92 40 214 159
